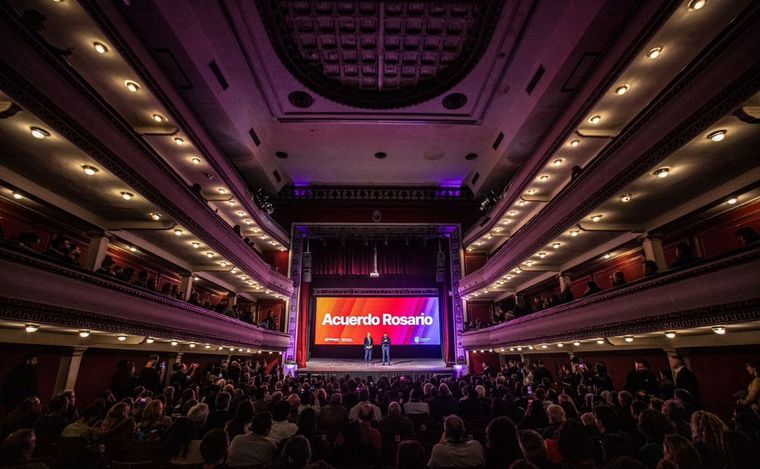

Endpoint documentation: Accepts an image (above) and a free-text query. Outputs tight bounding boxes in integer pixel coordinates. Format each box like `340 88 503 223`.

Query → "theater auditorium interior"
0 0 759 468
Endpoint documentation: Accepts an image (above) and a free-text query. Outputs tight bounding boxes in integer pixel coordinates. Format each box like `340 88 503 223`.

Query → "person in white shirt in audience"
227 411 277 467
428 415 486 469
403 389 430 415
267 401 298 443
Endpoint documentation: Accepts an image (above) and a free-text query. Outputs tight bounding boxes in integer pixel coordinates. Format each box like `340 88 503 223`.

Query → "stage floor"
300 358 451 378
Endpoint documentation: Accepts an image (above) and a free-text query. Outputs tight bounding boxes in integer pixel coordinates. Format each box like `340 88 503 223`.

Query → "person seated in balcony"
669 242 698 269
474 317 484 329
14 232 40 252
610 271 627 287
558 274 574 304
514 293 532 316
160 283 172 296
65 244 81 265
44 234 69 261
120 266 135 283
132 270 148 288
232 224 242 237
264 310 276 330
188 292 201 306
643 260 659 277
493 308 506 323
96 256 116 276
736 226 760 246
427 414 485 469
582 281 603 297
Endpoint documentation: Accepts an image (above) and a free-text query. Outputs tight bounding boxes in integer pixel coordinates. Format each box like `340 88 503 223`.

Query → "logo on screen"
414 336 420 344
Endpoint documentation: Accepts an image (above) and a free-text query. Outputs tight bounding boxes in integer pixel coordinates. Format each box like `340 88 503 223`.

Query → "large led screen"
314 297 440 346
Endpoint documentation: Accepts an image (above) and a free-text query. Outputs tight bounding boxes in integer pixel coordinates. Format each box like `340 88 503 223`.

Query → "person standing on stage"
364 332 374 365
381 332 391 366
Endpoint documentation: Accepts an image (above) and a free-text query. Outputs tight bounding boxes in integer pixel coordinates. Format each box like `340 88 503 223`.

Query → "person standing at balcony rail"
381 332 391 366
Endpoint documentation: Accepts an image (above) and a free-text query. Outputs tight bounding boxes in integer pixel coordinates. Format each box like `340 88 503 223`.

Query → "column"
53 347 87 395
180 274 194 301
642 235 667 272
83 232 110 271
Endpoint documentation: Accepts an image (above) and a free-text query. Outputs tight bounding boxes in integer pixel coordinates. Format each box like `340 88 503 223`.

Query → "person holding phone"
381 332 391 366
363 332 373 365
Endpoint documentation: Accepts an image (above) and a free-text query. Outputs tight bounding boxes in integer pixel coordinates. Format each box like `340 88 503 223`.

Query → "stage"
299 358 453 379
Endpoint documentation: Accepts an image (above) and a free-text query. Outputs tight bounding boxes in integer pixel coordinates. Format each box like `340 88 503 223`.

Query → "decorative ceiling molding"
256 0 506 109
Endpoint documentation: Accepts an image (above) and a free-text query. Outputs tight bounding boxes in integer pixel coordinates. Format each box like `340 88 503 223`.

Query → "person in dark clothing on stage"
364 333 373 364
669 355 701 406
381 332 391 365
624 358 659 397
1 353 38 412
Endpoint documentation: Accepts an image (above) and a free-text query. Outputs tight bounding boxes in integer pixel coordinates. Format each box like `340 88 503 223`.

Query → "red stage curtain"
311 240 436 276
296 281 310 367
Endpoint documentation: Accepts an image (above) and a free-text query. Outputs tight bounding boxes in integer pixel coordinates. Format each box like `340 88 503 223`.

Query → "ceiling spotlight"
206 252 214 257
526 189 537 195
573 341 581 346
218 346 223 350
653 167 670 178
171 340 178 346
538 252 546 258
93 41 109 54
552 158 564 167
539 175 549 182
647 47 663 60
191 242 200 249
124 80 140 93
121 191 134 200
25 324 39 333
218 188 227 194
615 84 630 95
227 200 237 206
78 330 90 338
174 229 183 236
711 326 726 335
624 336 634 343
220 261 228 267
541 344 548 349
12 192 24 200
151 113 166 123
505 275 512 280
588 115 601 125
173 137 185 145
244 219 253 225
30 126 50 139
236 211 246 217
117 334 127 341
570 230 580 237
517 200 527 206
81 165 99 176
146 337 155 344
149 212 161 221
727 197 738 205
193 276 199 281
591 215 603 222
508 210 517 216
191 157 201 165
205 344 211 349
603 253 612 259
500 219 511 225
189 343 196 348
620 193 632 203
557 343 564 347
570 139 580 147
688 0 706 10
596 339 605 345
707 130 726 142
525 261 534 266
129 246 137 252
552 242 561 249
665 331 676 339
528 345 534 350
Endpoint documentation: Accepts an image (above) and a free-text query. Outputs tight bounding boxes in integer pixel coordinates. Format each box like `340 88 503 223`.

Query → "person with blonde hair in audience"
658 433 703 469
690 410 727 469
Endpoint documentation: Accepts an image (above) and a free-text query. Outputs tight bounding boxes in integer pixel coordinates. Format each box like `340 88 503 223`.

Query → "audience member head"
690 410 727 450
735 226 760 246
547 405 566 425
643 260 659 276
519 429 548 463
0 429 37 463
557 420 593 464
444 415 466 443
297 407 318 436
594 405 620 434
277 435 311 469
486 416 520 461
200 428 228 466
251 410 273 437
214 391 231 411
663 434 703 469
396 440 427 469
272 401 291 423
358 404 374 423
187 402 209 428
638 409 672 444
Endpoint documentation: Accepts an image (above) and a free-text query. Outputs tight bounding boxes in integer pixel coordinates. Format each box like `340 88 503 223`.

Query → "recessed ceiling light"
227 200 237 206
189 343 196 348
688 0 706 10
505 275 512 280
620 193 632 203
501 219 511 225
81 165 99 176
30 127 50 139
557 343 564 347
191 157 201 165
12 192 24 200
191 242 200 249
93 42 108 54
173 137 185 145
78 330 90 338
711 326 726 335
146 337 155 344
244 219 253 225
218 188 227 194
152 113 166 123
25 324 39 333
508 210 517 216
624 336 634 343
220 261 228 267
206 251 214 257
538 252 546 258
707 130 726 142
541 344 548 349
588 115 601 125
171 340 178 346
474 241 484 246
552 158 564 167
193 276 199 281
539 175 549 181
149 212 161 221
121 191 134 200
653 167 670 178
117 334 128 341
513 267 522 273
525 261 534 266
615 84 630 95
665 331 676 339
727 197 738 205
573 341 581 346
124 80 140 93
174 229 183 236
526 189 537 195
129 246 137 252
570 140 580 147
237 211 245 216
647 47 663 59
205 344 211 349
517 200 526 206
603 253 611 259
552 242 561 249
596 339 605 345
569 229 579 237
591 214 603 222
